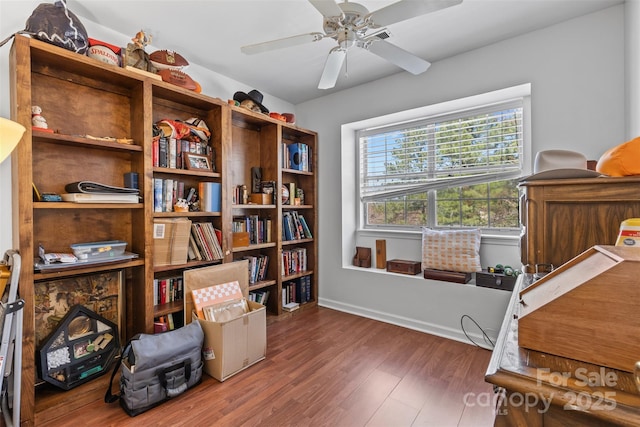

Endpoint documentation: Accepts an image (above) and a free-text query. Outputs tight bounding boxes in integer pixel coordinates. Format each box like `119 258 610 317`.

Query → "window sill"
357 228 520 246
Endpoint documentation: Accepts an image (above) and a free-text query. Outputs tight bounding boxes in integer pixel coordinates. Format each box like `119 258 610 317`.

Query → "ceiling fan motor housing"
323 1 372 46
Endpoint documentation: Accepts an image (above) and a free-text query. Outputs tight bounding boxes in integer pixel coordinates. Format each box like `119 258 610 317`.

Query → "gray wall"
296 5 629 345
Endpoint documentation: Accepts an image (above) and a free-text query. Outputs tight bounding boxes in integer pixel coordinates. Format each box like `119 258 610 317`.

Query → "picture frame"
34 270 124 349
184 152 211 171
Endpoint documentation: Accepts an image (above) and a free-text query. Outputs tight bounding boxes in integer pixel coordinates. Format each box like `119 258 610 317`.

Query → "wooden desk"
485 275 640 426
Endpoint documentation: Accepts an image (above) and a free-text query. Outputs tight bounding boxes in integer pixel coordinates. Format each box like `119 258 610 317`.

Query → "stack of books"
62 180 139 203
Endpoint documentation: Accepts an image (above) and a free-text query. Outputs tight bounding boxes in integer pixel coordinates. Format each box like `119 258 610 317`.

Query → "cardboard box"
153 218 191 266
184 260 266 381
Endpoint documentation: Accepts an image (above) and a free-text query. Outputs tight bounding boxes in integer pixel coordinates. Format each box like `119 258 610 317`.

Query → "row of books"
242 254 269 284
282 247 308 276
283 211 312 241
154 178 193 212
153 136 213 170
154 313 180 332
284 142 312 172
153 276 184 306
189 222 224 261
282 275 312 305
233 181 278 205
248 289 270 305
233 215 273 245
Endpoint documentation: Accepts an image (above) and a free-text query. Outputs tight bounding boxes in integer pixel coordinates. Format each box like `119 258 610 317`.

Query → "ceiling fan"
241 0 463 90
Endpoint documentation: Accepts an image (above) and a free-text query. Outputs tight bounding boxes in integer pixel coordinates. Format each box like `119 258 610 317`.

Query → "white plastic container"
70 240 127 260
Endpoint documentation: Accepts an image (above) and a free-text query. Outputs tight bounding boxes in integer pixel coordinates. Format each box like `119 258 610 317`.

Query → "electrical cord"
460 314 495 350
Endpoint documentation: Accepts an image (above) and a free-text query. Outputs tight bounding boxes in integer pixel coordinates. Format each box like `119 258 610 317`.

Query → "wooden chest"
386 259 421 275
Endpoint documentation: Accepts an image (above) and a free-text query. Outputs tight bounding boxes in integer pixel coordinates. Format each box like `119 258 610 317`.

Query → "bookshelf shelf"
153 211 221 218
153 259 223 273
232 242 277 253
33 130 143 151
153 300 185 317
282 270 314 281
34 202 144 209
282 204 313 210
33 259 145 281
248 279 278 291
153 166 221 178
282 168 313 176
282 238 314 246
232 204 277 209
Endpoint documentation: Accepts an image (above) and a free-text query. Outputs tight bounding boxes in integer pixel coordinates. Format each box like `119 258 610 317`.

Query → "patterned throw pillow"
421 228 482 273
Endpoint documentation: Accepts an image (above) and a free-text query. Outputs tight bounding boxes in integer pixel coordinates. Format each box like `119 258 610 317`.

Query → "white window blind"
359 99 524 202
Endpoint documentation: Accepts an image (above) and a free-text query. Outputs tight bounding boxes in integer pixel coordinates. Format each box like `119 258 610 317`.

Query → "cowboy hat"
521 149 603 181
233 89 269 114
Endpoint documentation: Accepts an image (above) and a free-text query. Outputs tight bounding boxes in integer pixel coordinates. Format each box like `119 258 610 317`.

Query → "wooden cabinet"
10 35 318 425
519 176 640 272
486 276 640 426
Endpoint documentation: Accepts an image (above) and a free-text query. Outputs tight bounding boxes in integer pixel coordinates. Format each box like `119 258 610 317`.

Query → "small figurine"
32 105 48 129
131 30 152 50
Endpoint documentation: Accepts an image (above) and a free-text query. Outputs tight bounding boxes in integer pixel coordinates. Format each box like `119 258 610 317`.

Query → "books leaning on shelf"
153 136 212 170
232 215 272 244
188 222 223 261
242 254 269 284
282 211 312 241
153 276 184 306
154 178 191 212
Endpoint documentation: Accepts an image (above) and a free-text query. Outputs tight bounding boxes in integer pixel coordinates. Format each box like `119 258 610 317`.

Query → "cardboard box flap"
184 260 249 324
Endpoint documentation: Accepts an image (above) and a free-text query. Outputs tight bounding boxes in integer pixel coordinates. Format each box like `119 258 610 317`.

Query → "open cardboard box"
184 260 266 381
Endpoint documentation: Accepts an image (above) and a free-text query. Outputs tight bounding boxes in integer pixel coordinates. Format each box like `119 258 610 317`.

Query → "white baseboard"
318 297 496 351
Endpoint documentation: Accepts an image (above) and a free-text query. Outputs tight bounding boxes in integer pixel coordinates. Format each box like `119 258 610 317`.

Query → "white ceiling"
68 0 623 105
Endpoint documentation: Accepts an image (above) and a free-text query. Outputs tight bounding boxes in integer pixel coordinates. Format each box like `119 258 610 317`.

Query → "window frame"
352 84 532 235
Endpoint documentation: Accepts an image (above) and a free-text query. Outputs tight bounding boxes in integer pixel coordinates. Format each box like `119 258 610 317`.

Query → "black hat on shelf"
233 89 269 114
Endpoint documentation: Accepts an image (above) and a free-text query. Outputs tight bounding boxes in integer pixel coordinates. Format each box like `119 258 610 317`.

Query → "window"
357 86 530 233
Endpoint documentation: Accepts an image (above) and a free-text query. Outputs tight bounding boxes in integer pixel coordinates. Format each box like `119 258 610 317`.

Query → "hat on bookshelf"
521 149 603 181
233 89 269 114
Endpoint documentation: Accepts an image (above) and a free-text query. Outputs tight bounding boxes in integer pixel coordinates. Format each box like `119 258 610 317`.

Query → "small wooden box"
476 271 516 291
423 268 472 284
232 232 250 248
250 193 272 205
386 259 421 275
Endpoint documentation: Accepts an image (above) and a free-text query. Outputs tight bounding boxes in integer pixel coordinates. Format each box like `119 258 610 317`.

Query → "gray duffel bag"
105 320 204 416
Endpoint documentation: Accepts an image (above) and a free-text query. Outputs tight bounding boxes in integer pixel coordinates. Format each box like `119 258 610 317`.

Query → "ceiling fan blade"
368 0 462 27
308 0 344 19
241 32 324 55
318 48 346 89
367 40 431 75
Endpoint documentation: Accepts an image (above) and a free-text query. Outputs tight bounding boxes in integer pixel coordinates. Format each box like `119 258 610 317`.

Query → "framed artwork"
184 152 211 171
34 270 124 348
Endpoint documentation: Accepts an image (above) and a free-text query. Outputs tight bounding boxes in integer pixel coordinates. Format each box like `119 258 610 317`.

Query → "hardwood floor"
35 307 496 427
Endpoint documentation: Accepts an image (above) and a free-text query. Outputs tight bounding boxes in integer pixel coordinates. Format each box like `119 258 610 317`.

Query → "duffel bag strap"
158 360 191 398
104 338 135 404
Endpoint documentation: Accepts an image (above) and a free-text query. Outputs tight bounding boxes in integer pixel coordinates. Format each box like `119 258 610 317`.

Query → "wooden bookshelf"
10 35 318 425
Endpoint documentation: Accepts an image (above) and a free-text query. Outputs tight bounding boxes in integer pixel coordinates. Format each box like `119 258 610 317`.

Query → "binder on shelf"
199 182 221 212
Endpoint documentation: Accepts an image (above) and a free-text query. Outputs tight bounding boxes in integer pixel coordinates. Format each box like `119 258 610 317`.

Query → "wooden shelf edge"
154 300 185 317
282 168 313 176
34 259 145 281
35 202 143 209
153 259 222 272
33 130 143 151
232 242 277 252
153 166 221 178
248 280 277 291
282 238 314 246
153 211 221 218
282 270 314 281
232 204 277 209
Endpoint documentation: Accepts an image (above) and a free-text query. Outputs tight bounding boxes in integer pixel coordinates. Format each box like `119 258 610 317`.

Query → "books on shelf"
242 254 269 284
282 211 312 241
154 178 192 212
153 276 184 306
249 289 270 305
283 142 312 172
282 301 299 312
153 136 212 170
282 275 312 306
199 182 221 212
232 215 272 244
282 247 307 276
188 222 223 261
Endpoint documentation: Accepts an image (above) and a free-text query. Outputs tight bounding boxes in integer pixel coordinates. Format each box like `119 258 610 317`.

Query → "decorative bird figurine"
31 105 48 129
